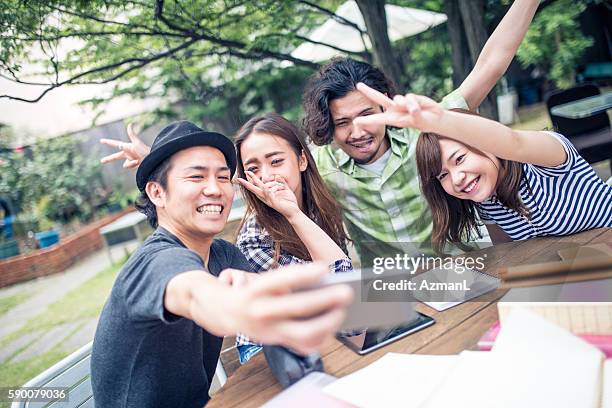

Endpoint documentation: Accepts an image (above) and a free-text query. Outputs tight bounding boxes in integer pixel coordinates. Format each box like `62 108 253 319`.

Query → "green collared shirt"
313 90 468 257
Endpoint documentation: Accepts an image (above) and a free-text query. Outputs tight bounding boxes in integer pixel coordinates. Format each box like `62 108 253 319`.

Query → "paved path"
0 241 138 365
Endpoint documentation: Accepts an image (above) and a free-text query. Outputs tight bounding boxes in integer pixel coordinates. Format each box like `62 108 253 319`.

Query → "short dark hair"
135 156 173 228
302 57 396 146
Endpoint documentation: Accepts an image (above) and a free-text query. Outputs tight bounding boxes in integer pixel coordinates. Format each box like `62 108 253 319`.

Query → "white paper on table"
423 309 604 408
323 353 458 408
603 360 612 408
325 309 606 408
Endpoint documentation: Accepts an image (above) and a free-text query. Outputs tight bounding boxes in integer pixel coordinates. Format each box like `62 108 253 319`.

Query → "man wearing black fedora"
91 121 352 407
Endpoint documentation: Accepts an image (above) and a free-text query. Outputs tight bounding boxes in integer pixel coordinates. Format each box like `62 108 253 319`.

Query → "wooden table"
209 228 612 408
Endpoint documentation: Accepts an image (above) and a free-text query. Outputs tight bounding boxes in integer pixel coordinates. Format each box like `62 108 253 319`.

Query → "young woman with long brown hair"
351 82 612 253
232 112 352 362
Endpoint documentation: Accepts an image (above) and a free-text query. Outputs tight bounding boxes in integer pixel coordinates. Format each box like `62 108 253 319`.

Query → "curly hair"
301 57 396 146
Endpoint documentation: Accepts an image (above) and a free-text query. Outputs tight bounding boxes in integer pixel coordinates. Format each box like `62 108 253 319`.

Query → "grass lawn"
0 259 124 406
0 292 31 316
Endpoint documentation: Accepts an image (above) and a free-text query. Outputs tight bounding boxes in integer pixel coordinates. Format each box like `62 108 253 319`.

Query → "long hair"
416 109 529 253
235 113 348 263
302 57 396 146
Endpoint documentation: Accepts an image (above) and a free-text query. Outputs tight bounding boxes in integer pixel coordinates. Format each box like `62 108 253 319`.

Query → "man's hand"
100 123 151 169
352 83 444 134
224 263 352 355
218 268 257 287
236 172 301 220
167 263 352 355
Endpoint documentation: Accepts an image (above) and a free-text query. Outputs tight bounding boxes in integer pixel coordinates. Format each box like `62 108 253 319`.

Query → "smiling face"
239 131 307 205
150 146 234 239
329 90 390 164
436 138 500 203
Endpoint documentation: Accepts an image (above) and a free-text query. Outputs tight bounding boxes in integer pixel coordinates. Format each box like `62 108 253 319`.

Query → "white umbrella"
292 0 447 62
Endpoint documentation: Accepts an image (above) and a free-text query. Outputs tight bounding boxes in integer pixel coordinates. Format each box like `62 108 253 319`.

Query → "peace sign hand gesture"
100 123 151 169
352 82 444 135
236 172 301 219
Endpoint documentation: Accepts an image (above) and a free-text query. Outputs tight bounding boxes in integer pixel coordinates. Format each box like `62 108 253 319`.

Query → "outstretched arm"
458 0 540 110
165 263 352 355
353 83 567 168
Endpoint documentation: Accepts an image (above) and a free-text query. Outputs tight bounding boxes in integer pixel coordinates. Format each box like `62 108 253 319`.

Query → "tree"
516 0 593 89
356 0 403 86
0 0 362 103
0 136 103 223
1 0 525 125
443 0 498 119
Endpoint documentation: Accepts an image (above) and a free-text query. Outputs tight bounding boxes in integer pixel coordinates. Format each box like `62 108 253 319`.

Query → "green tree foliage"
148 62 314 134
0 0 348 104
0 137 103 224
516 0 593 89
0 0 356 133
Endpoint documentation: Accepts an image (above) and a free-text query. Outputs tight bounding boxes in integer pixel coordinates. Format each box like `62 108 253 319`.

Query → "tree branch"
47 4 149 30
0 39 198 103
154 0 197 36
254 32 360 56
298 0 366 34
1 30 188 42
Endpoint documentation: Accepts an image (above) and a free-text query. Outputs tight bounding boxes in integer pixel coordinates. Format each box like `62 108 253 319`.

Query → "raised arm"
353 83 567 168
458 0 540 110
425 108 566 167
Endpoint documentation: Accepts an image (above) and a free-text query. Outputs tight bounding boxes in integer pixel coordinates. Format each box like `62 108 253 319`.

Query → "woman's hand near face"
100 123 151 169
236 172 301 219
352 83 444 134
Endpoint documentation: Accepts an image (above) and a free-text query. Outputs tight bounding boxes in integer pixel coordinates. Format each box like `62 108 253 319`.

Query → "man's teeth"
196 205 222 214
350 138 372 148
463 178 478 193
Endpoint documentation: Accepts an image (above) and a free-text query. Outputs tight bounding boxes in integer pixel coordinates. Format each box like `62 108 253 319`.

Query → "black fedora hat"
136 120 236 191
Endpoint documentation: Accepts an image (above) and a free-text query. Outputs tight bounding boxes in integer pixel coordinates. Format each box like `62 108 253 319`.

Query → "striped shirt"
234 214 353 363
476 132 612 240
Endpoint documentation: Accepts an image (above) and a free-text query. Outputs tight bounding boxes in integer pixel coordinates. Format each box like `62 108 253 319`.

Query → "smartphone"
337 312 435 355
307 269 419 332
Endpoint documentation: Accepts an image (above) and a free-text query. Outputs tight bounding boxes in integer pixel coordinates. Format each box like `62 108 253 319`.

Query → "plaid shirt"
312 90 469 257
235 214 353 363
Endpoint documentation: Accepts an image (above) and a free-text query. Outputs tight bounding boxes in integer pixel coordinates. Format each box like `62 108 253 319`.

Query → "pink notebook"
478 321 612 358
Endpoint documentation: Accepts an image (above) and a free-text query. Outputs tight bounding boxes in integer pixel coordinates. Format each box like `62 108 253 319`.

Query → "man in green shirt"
301 0 540 258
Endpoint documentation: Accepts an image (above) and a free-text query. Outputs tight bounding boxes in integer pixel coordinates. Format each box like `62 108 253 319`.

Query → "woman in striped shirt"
352 83 612 253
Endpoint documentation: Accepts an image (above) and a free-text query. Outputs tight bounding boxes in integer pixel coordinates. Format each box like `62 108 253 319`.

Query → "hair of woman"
235 112 349 263
415 108 529 253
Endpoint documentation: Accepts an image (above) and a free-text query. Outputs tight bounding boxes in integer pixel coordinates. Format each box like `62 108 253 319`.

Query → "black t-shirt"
91 227 252 407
